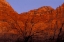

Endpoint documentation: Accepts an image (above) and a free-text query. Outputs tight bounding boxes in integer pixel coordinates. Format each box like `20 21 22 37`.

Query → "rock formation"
0 0 64 42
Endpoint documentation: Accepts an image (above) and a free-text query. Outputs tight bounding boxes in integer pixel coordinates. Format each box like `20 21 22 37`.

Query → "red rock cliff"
0 0 64 42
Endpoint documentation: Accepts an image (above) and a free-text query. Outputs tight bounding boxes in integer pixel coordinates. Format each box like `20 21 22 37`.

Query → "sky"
6 0 64 14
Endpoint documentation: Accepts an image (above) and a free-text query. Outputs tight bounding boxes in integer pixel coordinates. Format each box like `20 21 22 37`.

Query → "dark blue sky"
6 0 64 14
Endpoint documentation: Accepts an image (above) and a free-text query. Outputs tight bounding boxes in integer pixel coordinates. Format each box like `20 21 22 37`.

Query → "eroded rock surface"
0 0 64 42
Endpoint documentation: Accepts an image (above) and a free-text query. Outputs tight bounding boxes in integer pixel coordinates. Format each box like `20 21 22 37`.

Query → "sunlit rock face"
0 0 64 42
18 3 64 42
0 0 20 42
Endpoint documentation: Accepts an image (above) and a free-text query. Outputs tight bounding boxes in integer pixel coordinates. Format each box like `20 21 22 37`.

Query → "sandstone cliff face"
0 0 20 42
0 0 64 42
17 3 64 42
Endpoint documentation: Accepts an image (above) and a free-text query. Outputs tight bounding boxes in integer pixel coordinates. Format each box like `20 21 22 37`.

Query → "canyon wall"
0 0 64 42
